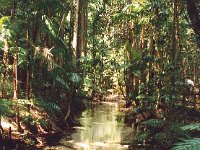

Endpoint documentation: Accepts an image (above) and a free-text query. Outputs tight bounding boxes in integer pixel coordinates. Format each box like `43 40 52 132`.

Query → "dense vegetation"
0 0 199 149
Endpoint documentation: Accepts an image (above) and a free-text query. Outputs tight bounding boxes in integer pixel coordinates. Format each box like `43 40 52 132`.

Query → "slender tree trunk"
76 0 87 69
139 27 147 106
148 32 156 96
13 39 18 99
16 107 22 132
2 41 9 98
171 0 180 108
69 0 75 58
26 30 31 100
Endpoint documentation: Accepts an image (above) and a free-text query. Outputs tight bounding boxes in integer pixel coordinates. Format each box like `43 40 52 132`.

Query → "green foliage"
140 119 164 128
23 115 48 126
136 94 146 99
23 114 35 125
0 99 13 116
171 138 200 150
0 16 10 30
56 76 69 90
42 14 73 62
36 118 48 126
0 0 199 148
181 123 200 131
134 118 191 148
16 98 61 114
33 99 61 113
68 73 82 84
0 78 13 96
134 131 150 143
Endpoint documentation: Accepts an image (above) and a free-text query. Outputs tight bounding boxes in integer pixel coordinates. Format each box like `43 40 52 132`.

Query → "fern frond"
169 124 190 139
33 100 61 113
134 131 150 142
141 119 164 128
155 132 171 142
181 123 200 131
56 76 69 90
0 99 13 116
68 73 82 84
171 138 200 150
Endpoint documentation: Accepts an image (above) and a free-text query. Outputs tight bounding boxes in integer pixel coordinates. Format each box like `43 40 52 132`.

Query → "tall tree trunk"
26 30 31 100
2 41 9 98
12 0 18 100
148 32 155 91
13 39 18 99
171 0 180 108
76 0 82 68
76 0 87 69
186 0 200 46
69 0 75 58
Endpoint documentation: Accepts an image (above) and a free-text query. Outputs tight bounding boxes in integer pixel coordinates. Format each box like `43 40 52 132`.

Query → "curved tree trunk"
186 0 200 46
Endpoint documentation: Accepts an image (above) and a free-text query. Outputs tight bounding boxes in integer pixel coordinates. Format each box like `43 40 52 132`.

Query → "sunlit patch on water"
73 126 87 130
74 142 130 150
76 142 90 148
58 102 134 150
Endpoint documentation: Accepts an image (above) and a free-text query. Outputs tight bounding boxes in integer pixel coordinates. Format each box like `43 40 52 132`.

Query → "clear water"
59 102 134 150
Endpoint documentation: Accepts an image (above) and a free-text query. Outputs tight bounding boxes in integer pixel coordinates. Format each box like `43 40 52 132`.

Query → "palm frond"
42 15 73 62
171 138 200 150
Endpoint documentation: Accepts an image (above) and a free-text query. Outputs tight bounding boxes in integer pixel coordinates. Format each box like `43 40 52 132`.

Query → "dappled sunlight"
2 120 16 130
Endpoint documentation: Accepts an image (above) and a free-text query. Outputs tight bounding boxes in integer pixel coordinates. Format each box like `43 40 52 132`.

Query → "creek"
53 102 134 150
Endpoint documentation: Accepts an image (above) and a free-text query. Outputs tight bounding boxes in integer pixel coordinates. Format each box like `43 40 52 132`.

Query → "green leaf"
181 123 200 131
56 76 69 90
69 73 82 84
33 99 61 113
42 14 72 62
136 94 146 99
141 119 164 128
0 99 13 116
171 138 200 150
134 131 150 142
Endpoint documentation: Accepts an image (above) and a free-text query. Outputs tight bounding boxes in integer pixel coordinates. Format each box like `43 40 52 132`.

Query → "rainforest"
0 0 200 150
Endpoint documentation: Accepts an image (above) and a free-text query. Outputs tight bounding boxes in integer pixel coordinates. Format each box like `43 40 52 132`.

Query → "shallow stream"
50 102 134 150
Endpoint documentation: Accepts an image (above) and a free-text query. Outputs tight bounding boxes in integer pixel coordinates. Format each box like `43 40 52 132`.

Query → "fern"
0 99 13 116
140 119 164 128
171 138 200 150
169 124 190 139
181 123 200 131
134 131 150 143
33 99 61 113
154 132 172 142
68 73 82 84
56 75 69 90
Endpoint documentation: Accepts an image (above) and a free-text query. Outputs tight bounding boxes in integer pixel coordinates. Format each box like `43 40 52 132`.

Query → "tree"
186 0 200 40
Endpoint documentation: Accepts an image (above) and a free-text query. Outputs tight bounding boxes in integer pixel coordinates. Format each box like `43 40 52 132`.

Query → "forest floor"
1 105 65 150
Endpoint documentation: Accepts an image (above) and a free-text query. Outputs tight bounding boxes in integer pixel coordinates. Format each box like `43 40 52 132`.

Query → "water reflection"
70 102 133 150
